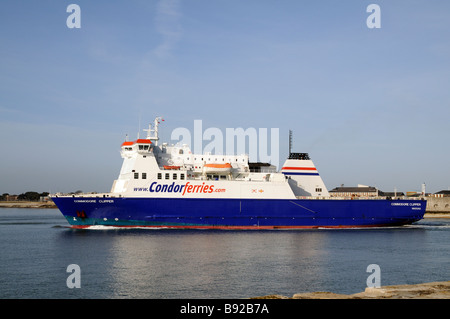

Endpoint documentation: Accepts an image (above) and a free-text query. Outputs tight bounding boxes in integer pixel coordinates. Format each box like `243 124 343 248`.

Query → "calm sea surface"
0 208 449 299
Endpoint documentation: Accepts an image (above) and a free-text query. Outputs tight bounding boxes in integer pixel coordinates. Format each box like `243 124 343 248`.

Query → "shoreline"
253 280 450 299
0 201 449 217
0 201 57 209
424 213 450 218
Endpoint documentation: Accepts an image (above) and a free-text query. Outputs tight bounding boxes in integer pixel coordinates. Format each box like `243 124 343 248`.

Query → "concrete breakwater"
425 197 450 213
254 281 450 299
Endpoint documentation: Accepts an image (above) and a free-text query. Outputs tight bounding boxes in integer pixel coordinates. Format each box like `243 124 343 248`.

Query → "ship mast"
144 116 164 146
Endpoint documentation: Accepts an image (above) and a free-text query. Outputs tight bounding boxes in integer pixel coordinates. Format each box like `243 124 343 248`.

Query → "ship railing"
249 167 277 173
295 196 426 200
52 192 125 198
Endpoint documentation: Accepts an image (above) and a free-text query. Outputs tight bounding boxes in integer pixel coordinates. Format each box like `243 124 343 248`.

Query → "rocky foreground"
254 281 450 299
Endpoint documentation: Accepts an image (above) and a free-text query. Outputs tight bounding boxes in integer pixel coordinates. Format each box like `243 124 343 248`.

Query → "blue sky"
1 0 449 194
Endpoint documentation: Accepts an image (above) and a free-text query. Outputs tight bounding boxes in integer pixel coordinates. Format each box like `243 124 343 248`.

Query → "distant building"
7 195 18 201
433 190 450 197
382 191 405 197
329 185 380 197
328 184 405 198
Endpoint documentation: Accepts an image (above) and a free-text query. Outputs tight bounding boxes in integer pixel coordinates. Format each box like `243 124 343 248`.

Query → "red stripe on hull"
70 224 396 230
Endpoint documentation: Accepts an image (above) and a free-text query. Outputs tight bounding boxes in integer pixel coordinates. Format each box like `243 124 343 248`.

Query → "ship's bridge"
121 139 152 156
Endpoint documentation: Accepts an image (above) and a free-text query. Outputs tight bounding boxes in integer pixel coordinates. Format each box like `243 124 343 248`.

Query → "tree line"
1 192 50 201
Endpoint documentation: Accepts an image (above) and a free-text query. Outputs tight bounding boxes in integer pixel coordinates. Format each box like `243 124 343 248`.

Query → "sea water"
0 208 449 299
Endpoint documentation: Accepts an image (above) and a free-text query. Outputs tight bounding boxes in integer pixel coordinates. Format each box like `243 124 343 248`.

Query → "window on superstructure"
158 173 162 180
173 173 177 180
134 172 139 179
315 188 322 192
179 149 183 154
165 173 170 180
180 174 185 180
142 173 147 179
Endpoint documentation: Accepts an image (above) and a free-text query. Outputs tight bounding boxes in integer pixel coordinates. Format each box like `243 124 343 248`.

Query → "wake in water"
53 217 450 231
405 219 450 230
69 225 171 230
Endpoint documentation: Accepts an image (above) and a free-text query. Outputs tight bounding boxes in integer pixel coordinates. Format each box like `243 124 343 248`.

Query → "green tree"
18 191 40 201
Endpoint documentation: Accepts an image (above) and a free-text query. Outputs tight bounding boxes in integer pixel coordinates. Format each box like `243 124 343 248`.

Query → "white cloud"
153 0 183 58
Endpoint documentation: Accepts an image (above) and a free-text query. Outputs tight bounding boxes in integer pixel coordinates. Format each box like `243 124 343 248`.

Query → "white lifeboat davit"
203 163 232 174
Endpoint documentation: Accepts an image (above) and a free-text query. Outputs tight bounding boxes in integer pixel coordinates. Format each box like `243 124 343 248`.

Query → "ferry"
51 117 426 229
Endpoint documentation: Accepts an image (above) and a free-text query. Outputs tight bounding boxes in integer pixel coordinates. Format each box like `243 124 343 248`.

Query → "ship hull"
51 197 425 229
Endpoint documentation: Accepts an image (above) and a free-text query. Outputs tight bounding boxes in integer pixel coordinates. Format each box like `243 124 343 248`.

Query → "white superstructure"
110 118 329 199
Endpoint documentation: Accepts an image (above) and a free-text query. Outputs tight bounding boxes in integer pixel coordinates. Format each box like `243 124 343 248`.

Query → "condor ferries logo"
134 182 226 195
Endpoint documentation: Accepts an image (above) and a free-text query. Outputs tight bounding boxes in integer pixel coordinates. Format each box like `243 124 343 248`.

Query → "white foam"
81 225 170 230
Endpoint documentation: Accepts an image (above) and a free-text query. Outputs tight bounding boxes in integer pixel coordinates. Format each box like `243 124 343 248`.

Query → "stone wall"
426 197 450 213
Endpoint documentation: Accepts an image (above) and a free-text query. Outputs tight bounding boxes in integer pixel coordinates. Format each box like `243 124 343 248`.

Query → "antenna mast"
289 130 293 156
144 116 164 146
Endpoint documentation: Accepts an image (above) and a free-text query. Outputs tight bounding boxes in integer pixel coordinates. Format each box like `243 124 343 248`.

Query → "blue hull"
51 197 426 229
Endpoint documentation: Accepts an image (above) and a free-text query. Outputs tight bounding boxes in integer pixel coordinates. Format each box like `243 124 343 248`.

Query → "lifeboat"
203 163 232 174
164 165 181 170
